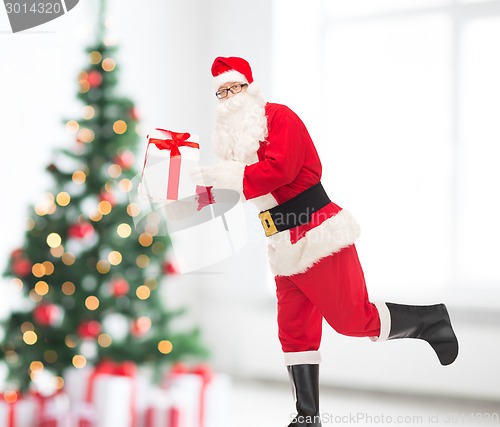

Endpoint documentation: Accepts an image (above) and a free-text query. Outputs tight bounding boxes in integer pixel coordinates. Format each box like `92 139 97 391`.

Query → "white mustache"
216 92 248 116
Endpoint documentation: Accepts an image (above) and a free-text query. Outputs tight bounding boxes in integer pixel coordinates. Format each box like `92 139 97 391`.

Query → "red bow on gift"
148 129 200 158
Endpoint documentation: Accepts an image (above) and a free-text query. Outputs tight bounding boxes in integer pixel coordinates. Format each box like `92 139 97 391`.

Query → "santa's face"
216 81 248 100
212 82 268 164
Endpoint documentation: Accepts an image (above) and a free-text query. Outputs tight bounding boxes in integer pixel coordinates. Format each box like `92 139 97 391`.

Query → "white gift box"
203 375 231 427
64 364 139 427
0 395 38 427
143 388 184 427
140 129 200 202
42 393 71 427
167 189 248 273
129 185 249 274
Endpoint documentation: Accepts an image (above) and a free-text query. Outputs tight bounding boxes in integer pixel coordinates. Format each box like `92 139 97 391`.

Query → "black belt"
258 182 331 237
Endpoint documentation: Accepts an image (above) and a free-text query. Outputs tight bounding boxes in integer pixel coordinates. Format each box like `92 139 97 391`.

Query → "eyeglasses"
215 83 248 99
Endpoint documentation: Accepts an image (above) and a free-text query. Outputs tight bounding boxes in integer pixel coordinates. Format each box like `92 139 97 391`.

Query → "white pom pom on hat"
211 56 259 93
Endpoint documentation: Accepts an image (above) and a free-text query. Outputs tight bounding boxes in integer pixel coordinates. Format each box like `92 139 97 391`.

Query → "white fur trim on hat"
213 70 248 89
284 351 321 366
246 82 260 95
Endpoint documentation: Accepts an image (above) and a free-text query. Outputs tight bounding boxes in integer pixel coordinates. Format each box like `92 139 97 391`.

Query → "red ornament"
114 151 135 170
110 278 129 297
78 320 101 339
129 107 140 121
33 304 62 327
131 317 151 337
99 191 116 206
68 222 94 239
163 261 179 275
12 258 32 277
87 70 103 88
11 248 24 259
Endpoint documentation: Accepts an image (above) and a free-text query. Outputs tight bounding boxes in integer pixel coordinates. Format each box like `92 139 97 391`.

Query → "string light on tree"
65 120 80 134
56 192 71 206
77 128 95 144
23 331 38 345
89 50 102 64
62 281 76 296
108 251 122 266
158 340 173 355
72 355 87 369
108 163 122 178
82 105 96 120
113 120 127 135
136 285 151 300
116 223 132 238
46 232 62 248
85 296 100 311
101 57 116 72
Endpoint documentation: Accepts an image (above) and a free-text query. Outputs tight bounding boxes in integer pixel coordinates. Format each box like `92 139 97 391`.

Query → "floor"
230 379 500 427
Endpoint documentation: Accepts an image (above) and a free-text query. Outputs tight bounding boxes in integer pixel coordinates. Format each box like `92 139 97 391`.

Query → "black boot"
386 303 459 366
287 364 321 427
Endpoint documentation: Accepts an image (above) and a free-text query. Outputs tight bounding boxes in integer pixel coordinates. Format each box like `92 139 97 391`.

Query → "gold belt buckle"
258 210 278 237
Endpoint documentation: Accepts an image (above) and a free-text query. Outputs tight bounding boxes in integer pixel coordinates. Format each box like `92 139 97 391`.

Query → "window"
271 0 500 301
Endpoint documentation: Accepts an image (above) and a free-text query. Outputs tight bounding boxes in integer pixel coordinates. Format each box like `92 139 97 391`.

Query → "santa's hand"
190 161 246 199
189 165 217 186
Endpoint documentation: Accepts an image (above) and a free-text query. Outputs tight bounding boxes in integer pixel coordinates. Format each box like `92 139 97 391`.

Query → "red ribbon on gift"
143 129 200 200
82 360 137 427
0 392 21 427
169 363 213 427
196 185 215 211
145 405 180 427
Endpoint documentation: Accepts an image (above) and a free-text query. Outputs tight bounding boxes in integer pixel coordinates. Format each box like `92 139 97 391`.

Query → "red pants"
275 245 381 353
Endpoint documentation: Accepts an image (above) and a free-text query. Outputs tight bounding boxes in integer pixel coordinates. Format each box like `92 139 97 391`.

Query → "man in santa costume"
191 56 459 427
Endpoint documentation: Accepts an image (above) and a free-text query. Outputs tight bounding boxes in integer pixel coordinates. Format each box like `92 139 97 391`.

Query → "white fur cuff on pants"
284 351 321 366
370 301 391 342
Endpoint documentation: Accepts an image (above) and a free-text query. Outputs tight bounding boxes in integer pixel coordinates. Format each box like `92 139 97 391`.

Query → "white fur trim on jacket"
213 160 246 199
213 70 248 89
370 302 391 342
268 209 361 277
284 351 321 366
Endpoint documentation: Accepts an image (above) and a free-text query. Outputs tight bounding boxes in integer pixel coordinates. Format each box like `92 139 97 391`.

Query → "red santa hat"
211 56 259 94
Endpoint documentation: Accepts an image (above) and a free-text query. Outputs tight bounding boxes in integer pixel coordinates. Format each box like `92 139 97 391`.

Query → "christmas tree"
0 2 206 393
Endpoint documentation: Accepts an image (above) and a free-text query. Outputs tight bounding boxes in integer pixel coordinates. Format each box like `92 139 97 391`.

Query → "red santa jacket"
241 103 360 277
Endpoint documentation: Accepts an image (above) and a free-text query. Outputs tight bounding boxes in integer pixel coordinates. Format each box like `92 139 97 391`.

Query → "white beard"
212 90 268 165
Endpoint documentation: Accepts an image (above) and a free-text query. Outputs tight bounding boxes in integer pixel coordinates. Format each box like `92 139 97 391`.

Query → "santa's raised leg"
193 56 459 427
